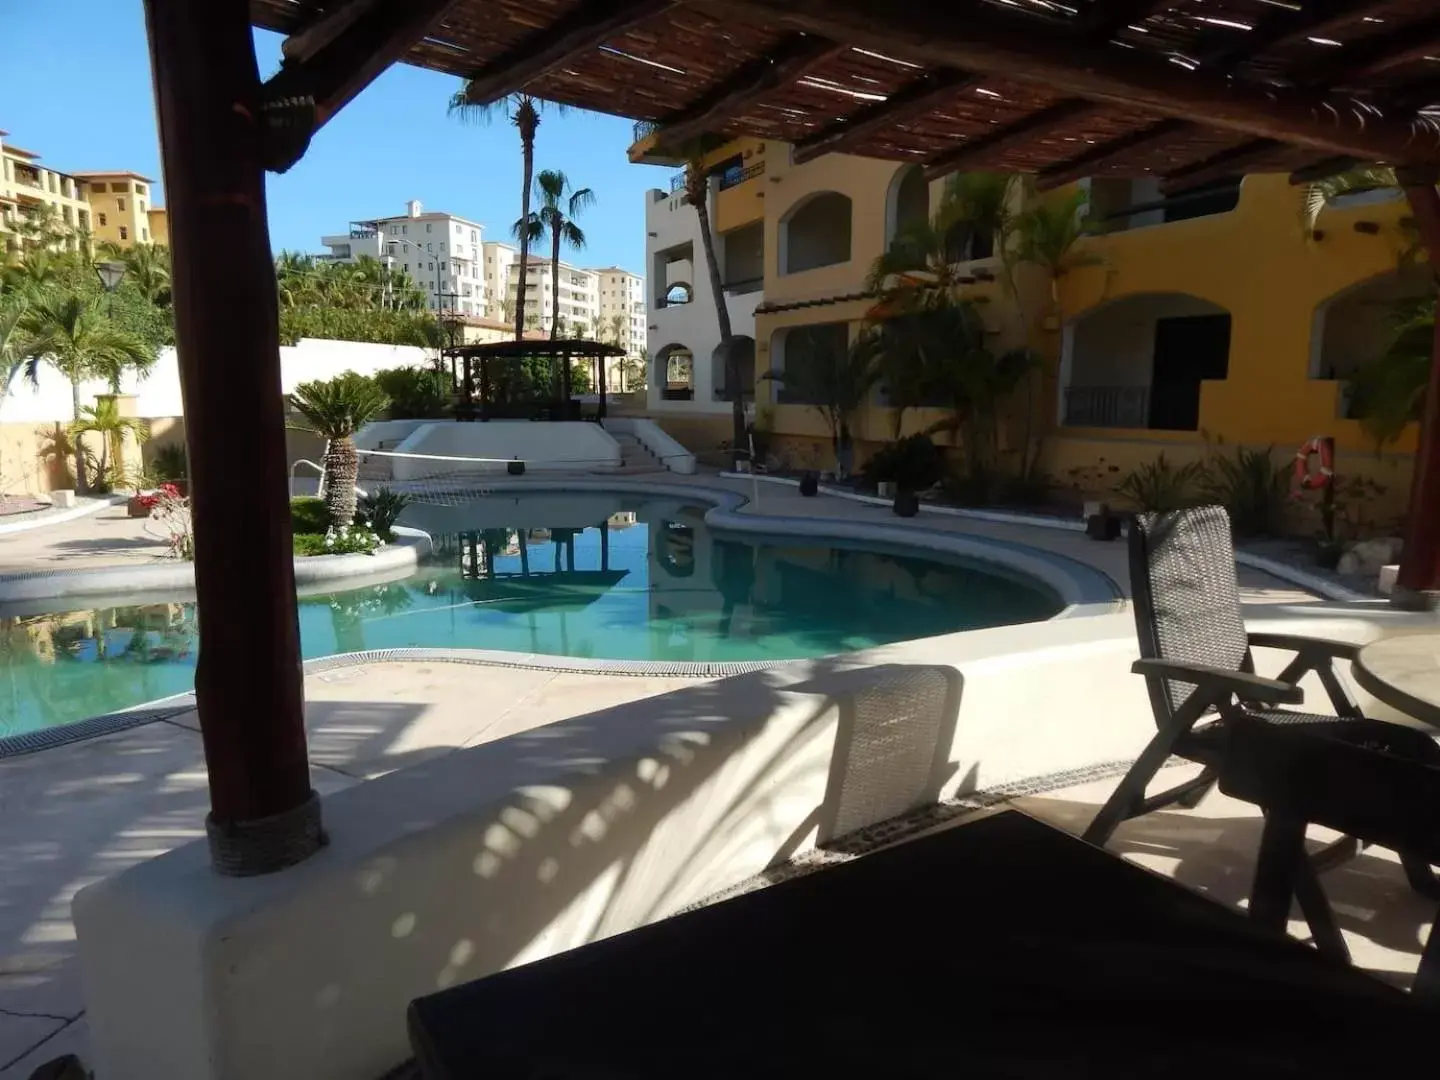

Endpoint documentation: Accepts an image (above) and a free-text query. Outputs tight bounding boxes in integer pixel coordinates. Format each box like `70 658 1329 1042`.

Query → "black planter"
799 472 819 497
507 459 526 476
893 491 920 518
1085 511 1121 541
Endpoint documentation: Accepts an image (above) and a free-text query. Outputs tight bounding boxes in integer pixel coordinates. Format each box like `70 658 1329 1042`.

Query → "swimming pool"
0 494 1062 738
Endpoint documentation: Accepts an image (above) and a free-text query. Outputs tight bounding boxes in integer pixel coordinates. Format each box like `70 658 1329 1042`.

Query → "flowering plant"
135 482 182 514
144 485 193 561
322 524 385 556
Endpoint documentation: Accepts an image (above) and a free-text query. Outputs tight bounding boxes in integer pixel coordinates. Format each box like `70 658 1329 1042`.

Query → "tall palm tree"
683 156 745 454
288 376 390 529
515 170 595 340
451 91 563 341
0 296 35 410
121 243 172 307
70 397 149 491
22 294 151 491
1010 188 1099 305
607 312 627 351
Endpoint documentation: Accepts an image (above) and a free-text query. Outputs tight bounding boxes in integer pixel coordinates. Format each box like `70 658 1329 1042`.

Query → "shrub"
863 434 946 493
293 524 384 557
290 496 330 535
1199 444 1289 537
1114 453 1201 513
152 443 189 482
374 366 448 419
357 486 411 538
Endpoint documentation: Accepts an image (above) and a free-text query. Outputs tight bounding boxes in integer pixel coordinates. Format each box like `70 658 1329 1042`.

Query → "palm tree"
1010 188 1099 305
451 91 563 341
70 397 149 491
22 294 151 491
607 312 627 350
764 327 882 478
3 250 65 297
1347 296 1433 447
121 244 172 307
683 156 746 456
515 170 595 340
288 375 390 529
0 295 35 411
1301 166 1399 234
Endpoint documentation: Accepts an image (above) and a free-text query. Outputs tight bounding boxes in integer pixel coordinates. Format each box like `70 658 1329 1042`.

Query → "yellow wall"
712 139 767 234
78 173 157 248
147 207 169 247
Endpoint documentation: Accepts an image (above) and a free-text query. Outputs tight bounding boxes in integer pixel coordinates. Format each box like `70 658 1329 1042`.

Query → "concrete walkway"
0 507 168 575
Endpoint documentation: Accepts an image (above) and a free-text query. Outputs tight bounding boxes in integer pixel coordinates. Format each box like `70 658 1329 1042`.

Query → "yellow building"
632 130 1423 519
0 129 91 254
73 170 160 248
147 206 169 247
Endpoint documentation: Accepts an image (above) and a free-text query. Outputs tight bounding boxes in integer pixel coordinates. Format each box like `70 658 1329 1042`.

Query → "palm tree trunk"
71 380 86 493
550 230 561 340
687 166 744 453
324 436 359 530
514 115 536 342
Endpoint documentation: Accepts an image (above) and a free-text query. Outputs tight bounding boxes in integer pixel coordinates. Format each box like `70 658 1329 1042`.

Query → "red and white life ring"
1294 436 1334 491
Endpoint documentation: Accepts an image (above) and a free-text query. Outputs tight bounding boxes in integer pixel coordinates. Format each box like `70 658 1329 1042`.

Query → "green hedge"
290 496 329 535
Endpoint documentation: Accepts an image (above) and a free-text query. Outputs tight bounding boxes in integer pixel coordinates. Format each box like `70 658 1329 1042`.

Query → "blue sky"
0 0 665 275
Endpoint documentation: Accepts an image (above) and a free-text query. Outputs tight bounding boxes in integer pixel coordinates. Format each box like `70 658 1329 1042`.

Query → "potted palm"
287 374 390 531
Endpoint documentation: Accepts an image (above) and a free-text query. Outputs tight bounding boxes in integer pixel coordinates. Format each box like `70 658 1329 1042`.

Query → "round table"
1353 634 1440 731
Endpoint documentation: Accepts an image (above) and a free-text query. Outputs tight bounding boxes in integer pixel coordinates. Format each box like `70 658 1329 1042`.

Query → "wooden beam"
792 69 976 165
718 0 1440 165
1287 156 1362 186
1201 0 1405 68
1296 14 1440 85
142 0 321 873
1035 118 1190 190
1393 166 1440 601
923 99 1106 181
1160 138 1282 192
457 0 678 107
261 0 464 168
1080 0 1177 42
280 0 373 64
650 33 845 153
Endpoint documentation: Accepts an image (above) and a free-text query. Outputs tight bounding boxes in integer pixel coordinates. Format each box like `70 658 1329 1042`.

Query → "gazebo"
95 6 1440 1068
442 337 624 421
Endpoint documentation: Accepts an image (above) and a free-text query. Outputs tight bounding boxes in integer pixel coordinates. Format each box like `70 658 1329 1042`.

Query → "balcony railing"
1063 385 1151 429
718 161 764 191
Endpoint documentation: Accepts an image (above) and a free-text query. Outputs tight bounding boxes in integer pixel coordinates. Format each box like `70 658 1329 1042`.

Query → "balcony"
1063 386 1151 429
718 161 763 191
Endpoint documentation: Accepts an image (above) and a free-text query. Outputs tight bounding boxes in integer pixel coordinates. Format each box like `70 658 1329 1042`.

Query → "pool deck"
0 473 1336 1072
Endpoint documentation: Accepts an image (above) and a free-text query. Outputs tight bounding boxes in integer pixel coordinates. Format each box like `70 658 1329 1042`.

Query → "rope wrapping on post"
206 788 327 876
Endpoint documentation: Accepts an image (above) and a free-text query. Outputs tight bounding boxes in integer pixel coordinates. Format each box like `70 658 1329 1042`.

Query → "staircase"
608 432 666 474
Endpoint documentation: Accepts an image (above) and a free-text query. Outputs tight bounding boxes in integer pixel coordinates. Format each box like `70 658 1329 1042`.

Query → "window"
428 262 434 271
441 261 446 271
119 226 128 241
470 229 477 243
136 184 147 196
139 201 146 213
426 223 432 233
142 228 149 242
91 182 108 193
98 212 108 226
454 223 461 234
118 197 127 211
402 225 407 235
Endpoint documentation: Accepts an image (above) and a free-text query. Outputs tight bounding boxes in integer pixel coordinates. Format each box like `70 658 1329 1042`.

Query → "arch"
779 191 853 275
1061 292 1231 432
663 282 692 306
712 334 756 401
885 165 929 249
1309 265 1431 384
655 342 695 401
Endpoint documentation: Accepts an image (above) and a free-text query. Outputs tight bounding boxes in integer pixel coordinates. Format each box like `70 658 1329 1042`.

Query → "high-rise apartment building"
73 170 158 248
0 130 90 255
594 267 647 358
321 200 486 316
506 256 600 338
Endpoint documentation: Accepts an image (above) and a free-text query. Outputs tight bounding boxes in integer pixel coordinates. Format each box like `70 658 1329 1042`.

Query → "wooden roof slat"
1035 118 1190 190
1080 0 1178 43
717 0 1440 164
1160 137 1282 192
647 31 846 153
1199 0 1408 68
1295 13 1440 85
923 99 1108 181
791 69 978 165
455 0 679 106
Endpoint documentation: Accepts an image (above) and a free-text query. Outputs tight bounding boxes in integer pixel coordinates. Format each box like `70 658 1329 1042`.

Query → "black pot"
1085 511 1122 541
893 491 920 518
507 459 526 476
799 472 819 497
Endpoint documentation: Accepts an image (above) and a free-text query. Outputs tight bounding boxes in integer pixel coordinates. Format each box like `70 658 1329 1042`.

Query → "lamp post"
96 260 127 294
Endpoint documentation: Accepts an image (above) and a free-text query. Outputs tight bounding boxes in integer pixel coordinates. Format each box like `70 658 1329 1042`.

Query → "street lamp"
96 260 127 293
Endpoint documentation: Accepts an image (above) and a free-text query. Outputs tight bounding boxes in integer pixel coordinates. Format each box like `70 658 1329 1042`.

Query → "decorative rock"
1336 551 1362 576
49 490 76 509
1378 564 1399 596
1348 538 1400 574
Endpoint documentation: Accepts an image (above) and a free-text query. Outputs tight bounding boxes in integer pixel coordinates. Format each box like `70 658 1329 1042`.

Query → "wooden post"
599 519 610 572
519 531 530 577
143 0 321 873
597 352 608 420
1394 169 1440 608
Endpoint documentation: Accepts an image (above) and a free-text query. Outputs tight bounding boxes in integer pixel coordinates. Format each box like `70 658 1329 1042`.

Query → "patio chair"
1082 505 1440 899
1219 713 1440 998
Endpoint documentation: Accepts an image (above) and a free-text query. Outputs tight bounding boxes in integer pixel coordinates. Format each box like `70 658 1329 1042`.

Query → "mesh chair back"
1129 506 1250 722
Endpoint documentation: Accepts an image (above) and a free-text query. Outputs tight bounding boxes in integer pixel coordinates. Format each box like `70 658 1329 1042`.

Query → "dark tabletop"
409 809 1434 1079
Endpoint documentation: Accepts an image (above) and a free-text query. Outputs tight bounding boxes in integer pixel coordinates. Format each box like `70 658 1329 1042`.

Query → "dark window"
98 213 107 226
117 197 126 211
91 182 108 193
119 226 128 241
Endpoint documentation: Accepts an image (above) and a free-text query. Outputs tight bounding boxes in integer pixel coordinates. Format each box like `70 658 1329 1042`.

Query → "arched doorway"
655 343 695 401
886 165 929 249
712 335 756 401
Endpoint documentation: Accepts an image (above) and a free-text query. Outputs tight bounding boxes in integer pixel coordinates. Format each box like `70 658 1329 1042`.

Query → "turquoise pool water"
0 496 1060 738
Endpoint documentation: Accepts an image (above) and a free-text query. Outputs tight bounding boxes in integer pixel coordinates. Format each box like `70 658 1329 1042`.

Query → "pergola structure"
148 0 1440 874
442 337 623 421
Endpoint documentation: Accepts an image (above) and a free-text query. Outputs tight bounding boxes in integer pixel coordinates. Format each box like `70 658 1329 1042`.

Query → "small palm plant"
288 374 390 530
1348 296 1434 447
70 397 149 492
1010 187 1101 305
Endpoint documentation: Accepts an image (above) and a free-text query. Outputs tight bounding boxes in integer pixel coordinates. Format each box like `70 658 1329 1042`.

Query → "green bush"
290 496 330 535
293 532 331 556
1115 453 1202 513
863 434 946 493
152 443 188 482
374 366 448 419
357 486 411 538
1199 444 1289 537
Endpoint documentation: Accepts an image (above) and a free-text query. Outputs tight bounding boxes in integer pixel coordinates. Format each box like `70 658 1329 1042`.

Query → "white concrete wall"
389 421 621 478
1 338 433 425
604 417 696 474
75 599 1440 1080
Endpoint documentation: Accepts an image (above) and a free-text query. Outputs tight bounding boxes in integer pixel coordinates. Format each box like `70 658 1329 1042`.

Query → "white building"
506 256 600 338
321 200 486 316
645 183 760 414
480 240 518 323
594 267 647 358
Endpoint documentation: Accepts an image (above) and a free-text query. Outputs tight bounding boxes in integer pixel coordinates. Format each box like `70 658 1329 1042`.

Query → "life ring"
1294 436 1334 491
